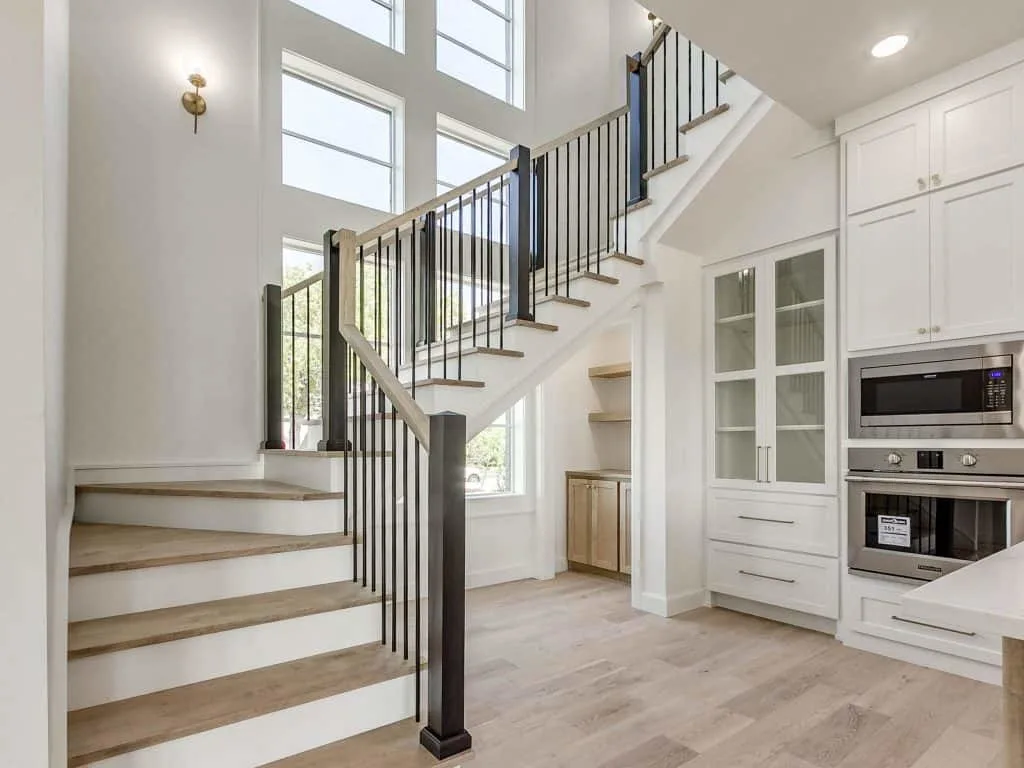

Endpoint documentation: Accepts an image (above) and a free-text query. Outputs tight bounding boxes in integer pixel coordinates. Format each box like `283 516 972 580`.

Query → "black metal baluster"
675 32 680 159
624 115 629 257
402 420 409 661
716 57 720 107
596 127 601 272
348 349 354 572
486 181 493 348
576 135 582 274
458 196 464 381
379 386 386 643
361 362 368 588
605 121 611 267
662 36 667 167
564 140 570 295
391 398 397 652
688 41 693 123
414 439 422 722
616 115 622 256
498 175 505 349
544 155 550 297
370 376 377 595
586 133 592 271
377 237 383 356
471 188 478 350
442 203 449 380
290 294 296 449
305 288 311 427
554 146 560 296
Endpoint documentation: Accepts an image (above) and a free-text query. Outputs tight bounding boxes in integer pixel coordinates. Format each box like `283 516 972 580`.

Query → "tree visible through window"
466 401 523 495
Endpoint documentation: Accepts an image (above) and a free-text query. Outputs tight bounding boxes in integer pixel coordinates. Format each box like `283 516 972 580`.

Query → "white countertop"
902 541 1024 640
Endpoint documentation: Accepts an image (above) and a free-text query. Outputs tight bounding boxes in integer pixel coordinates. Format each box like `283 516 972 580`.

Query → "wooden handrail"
339 159 518 248
532 105 629 156
640 23 672 65
281 271 323 299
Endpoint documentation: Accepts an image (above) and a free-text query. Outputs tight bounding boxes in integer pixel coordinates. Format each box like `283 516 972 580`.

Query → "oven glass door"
863 491 1007 562
860 361 1012 427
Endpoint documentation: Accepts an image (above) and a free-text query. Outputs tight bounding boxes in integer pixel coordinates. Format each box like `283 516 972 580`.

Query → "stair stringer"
634 77 774 248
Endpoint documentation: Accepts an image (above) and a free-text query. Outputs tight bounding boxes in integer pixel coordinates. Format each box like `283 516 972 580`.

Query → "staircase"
65 25 768 768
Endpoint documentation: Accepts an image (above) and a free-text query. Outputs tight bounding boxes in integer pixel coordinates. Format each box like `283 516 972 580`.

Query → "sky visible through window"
437 0 513 102
288 0 393 48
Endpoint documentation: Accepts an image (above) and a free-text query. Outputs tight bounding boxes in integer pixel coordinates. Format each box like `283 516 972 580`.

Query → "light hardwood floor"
455 573 1002 768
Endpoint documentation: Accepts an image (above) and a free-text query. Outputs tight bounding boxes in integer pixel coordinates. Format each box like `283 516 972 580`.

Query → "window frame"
436 0 517 104
281 52 403 213
288 0 402 52
466 398 526 498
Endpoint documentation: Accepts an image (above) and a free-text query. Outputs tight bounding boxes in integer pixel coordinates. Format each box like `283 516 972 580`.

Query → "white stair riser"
70 547 353 621
69 603 383 710
85 674 417 768
76 493 345 535
265 454 404 492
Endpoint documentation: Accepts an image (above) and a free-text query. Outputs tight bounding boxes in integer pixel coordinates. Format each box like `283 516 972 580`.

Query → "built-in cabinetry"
845 62 1024 352
704 236 839 620
566 471 631 580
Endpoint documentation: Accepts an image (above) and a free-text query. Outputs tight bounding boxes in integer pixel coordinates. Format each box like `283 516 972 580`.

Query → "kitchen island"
903 542 1024 767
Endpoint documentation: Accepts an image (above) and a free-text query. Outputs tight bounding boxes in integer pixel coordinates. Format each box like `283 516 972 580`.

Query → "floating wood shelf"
588 362 631 380
588 412 631 423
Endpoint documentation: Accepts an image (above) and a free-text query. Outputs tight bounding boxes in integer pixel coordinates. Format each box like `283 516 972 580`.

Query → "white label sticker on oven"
878 515 911 547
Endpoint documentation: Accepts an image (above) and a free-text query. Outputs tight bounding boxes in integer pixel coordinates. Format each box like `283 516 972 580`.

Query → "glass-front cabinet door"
712 262 761 484
707 238 836 493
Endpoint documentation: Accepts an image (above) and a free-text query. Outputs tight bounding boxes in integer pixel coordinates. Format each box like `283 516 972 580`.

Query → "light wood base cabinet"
566 474 631 580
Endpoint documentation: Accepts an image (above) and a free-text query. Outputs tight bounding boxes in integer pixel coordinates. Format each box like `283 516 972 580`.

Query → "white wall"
0 0 68 765
661 103 839 263
67 0 263 471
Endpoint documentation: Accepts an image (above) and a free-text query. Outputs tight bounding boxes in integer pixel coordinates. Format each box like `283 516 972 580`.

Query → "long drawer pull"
738 515 796 525
890 615 977 637
738 569 796 584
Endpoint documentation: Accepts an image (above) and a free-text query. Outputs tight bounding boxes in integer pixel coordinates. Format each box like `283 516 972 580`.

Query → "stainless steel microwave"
849 342 1024 439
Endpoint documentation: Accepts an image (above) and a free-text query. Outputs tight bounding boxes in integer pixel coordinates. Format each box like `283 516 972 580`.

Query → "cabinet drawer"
708 491 838 557
849 588 1000 666
707 542 838 619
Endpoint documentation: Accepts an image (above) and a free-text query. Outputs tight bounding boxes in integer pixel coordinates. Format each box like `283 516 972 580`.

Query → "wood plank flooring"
448 574 1001 768
69 523 351 575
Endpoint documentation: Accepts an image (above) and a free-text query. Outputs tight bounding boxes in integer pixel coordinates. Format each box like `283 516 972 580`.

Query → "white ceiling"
643 0 1024 125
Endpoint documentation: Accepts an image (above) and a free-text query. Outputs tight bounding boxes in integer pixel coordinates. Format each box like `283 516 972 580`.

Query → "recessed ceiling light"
872 34 910 58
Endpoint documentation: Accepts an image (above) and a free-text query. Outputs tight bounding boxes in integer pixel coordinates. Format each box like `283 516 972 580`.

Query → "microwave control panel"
983 366 1012 412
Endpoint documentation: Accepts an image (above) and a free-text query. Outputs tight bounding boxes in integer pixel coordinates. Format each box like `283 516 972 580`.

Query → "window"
436 117 511 245
283 240 321 289
466 399 525 495
282 58 398 212
437 0 521 105
288 0 399 50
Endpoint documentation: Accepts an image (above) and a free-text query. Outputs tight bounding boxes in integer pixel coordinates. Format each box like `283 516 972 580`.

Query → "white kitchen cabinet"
846 63 1024 216
930 63 1024 192
846 198 932 352
847 167 1024 352
706 237 837 495
846 105 930 215
930 167 1024 342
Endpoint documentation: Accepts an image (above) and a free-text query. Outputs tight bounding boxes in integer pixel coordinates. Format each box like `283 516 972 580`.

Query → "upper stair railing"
259 22 732 762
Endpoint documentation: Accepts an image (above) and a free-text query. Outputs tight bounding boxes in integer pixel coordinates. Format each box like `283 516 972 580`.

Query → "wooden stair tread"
69 523 352 576
69 582 377 659
261 718 472 768
67 644 417 767
506 318 558 332
537 294 591 309
588 411 631 423
719 67 736 83
588 362 631 379
76 479 343 501
262 448 394 458
643 153 690 181
625 198 653 214
679 103 731 134
607 251 644 266
410 378 486 389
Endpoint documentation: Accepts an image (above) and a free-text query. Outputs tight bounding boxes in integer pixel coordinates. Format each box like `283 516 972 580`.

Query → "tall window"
282 62 397 212
288 0 398 50
437 0 519 104
466 399 525 495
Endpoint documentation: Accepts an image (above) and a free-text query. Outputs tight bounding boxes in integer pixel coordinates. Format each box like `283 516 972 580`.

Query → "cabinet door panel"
846 199 931 351
931 167 1024 342
930 64 1024 190
567 479 592 565
591 481 619 572
619 482 632 575
847 106 930 214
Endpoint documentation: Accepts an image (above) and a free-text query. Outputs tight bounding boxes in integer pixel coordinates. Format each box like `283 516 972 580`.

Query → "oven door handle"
845 475 1024 490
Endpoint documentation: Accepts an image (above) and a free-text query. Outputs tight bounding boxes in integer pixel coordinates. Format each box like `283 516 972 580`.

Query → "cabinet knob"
931 173 942 187
917 327 928 335
917 177 927 191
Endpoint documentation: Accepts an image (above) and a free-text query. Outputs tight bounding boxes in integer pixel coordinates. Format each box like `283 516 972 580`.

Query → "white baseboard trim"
73 460 263 485
467 564 534 590
711 593 837 635
640 588 706 618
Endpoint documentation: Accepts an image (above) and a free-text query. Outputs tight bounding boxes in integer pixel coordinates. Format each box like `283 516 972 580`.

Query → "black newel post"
318 229 351 452
261 284 286 450
627 52 649 205
419 412 472 760
506 144 534 322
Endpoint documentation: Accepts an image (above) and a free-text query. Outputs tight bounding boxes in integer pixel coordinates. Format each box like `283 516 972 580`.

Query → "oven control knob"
960 453 978 468
886 452 903 466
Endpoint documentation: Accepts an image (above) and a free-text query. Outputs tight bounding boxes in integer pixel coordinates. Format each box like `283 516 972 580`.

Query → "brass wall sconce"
181 72 207 134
